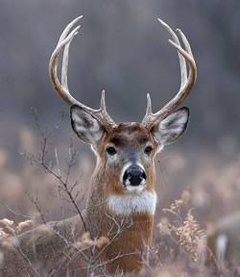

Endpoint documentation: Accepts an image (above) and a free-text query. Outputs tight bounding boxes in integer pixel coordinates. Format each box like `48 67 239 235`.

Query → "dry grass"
0 124 240 276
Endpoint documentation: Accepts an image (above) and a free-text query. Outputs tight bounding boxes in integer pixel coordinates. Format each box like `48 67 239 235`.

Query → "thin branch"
93 214 133 264
25 191 47 224
26 133 88 232
92 251 140 272
40 140 87 232
17 245 42 277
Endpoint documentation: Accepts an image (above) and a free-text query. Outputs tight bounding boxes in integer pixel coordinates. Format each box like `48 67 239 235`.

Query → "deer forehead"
105 122 155 147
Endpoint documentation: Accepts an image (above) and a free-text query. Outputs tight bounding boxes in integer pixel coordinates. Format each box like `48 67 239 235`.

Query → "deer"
48 15 197 274
0 16 196 277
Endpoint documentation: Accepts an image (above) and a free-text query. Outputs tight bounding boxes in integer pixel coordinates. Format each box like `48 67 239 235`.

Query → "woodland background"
0 0 240 253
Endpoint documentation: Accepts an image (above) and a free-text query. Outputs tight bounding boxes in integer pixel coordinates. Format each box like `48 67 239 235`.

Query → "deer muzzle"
122 164 147 189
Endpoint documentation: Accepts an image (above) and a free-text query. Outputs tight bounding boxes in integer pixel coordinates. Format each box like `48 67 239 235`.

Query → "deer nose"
123 165 147 187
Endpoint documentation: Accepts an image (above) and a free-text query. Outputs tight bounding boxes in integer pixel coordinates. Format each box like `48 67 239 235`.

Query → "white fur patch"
108 191 157 216
124 182 146 193
216 234 228 261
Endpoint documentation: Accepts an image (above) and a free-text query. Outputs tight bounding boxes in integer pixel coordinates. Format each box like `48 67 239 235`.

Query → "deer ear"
152 107 189 146
70 105 105 146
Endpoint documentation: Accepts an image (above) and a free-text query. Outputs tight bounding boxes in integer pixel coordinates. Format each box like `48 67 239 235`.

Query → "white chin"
125 185 145 193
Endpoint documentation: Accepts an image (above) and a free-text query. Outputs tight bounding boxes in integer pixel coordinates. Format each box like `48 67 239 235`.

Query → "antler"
49 16 116 131
142 18 197 129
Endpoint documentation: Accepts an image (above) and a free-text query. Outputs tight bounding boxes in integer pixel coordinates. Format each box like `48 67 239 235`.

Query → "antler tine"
142 18 197 129
60 16 83 90
99 89 116 124
49 16 116 130
144 93 153 119
158 18 187 88
61 35 72 91
57 16 83 46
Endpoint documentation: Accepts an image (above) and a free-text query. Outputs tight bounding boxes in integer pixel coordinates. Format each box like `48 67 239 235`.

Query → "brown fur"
83 123 158 273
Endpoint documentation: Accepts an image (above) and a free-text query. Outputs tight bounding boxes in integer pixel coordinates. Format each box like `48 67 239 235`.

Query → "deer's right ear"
70 105 105 146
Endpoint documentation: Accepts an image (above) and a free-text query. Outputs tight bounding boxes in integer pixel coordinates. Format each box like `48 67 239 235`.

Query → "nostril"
123 166 147 187
141 170 147 180
123 170 130 183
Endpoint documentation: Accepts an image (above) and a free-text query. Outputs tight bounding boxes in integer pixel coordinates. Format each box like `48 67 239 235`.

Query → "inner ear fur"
70 105 105 145
151 107 190 146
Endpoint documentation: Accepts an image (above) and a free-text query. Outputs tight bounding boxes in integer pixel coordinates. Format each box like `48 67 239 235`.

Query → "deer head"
49 16 196 204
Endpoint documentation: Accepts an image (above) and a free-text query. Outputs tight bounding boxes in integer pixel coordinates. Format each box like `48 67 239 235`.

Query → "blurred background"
0 0 240 226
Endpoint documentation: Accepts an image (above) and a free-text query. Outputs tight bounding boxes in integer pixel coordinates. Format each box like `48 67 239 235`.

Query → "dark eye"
106 146 117 156
144 146 153 155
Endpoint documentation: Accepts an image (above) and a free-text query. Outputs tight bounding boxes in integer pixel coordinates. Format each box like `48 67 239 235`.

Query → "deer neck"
85 159 157 273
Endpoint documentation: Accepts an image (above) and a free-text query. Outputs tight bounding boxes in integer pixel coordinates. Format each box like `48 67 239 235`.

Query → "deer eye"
144 146 153 155
106 146 117 156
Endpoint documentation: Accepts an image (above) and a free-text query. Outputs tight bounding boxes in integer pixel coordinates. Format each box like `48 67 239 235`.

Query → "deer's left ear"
152 107 190 146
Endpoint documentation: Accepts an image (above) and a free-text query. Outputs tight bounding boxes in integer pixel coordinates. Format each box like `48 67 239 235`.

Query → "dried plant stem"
39 137 87 232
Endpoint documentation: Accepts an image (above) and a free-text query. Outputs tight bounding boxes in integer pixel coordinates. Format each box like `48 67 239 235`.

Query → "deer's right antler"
49 16 116 131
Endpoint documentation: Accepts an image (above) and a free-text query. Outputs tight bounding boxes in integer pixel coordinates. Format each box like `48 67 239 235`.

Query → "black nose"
123 165 147 187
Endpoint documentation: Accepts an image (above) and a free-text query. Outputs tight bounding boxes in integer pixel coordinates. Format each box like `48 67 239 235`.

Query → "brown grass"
1 125 240 276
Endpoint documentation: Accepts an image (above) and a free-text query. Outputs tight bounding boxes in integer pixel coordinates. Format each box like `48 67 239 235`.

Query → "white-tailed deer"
0 16 196 276
48 15 196 274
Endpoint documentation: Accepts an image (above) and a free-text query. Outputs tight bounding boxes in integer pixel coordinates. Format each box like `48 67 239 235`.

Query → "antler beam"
49 16 116 131
142 18 197 129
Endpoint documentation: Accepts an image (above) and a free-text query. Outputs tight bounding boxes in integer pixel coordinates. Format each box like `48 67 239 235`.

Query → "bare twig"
24 113 88 232
25 191 47 224
39 138 87 232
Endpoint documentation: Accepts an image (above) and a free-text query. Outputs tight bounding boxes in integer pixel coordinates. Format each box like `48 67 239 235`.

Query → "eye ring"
106 146 117 156
144 146 153 155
